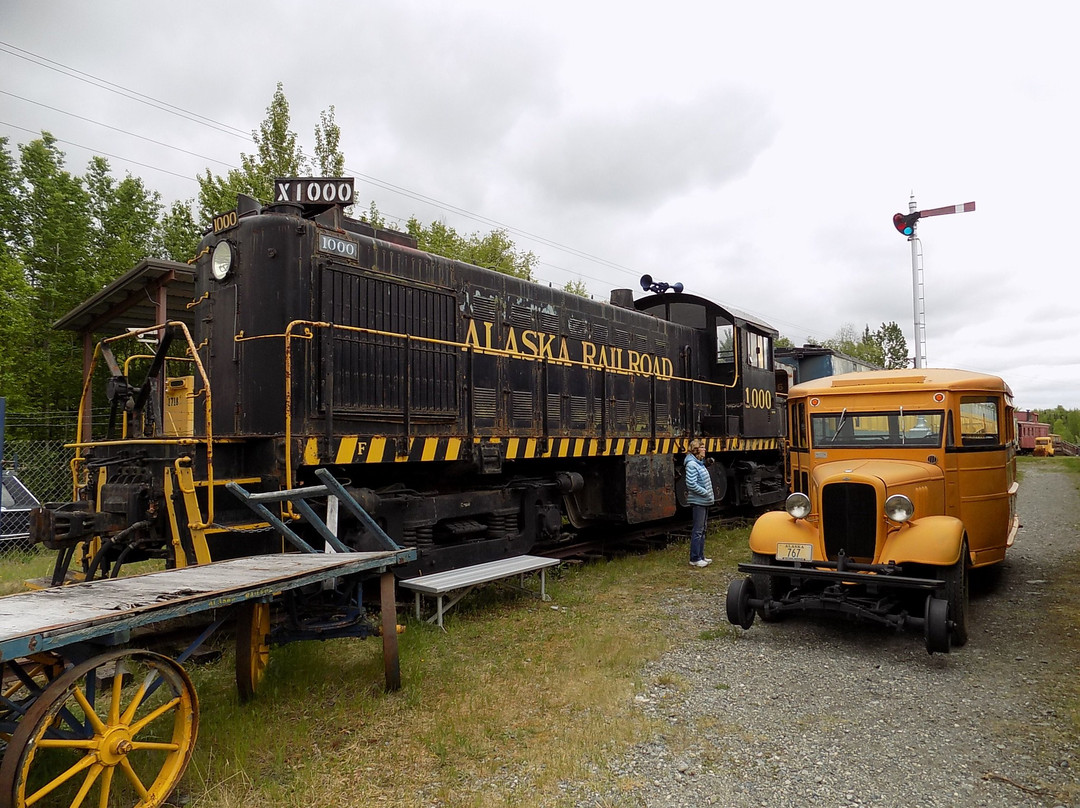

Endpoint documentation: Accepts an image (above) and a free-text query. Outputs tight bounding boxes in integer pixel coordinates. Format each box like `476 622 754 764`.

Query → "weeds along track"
537 510 757 563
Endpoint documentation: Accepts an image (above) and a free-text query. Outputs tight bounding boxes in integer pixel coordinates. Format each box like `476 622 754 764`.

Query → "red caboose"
1016 409 1050 454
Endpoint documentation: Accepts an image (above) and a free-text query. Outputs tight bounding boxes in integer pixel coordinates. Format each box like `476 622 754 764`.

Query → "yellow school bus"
726 368 1019 653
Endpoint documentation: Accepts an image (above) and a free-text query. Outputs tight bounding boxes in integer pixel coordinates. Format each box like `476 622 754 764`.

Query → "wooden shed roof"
52 258 196 336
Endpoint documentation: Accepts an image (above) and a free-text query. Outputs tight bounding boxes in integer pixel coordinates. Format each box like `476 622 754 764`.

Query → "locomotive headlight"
785 492 811 520
884 494 915 523
211 240 233 281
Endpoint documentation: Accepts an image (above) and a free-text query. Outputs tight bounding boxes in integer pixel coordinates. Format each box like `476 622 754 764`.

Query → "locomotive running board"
226 468 402 554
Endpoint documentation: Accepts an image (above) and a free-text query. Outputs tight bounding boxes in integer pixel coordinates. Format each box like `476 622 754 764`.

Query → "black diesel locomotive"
33 178 787 579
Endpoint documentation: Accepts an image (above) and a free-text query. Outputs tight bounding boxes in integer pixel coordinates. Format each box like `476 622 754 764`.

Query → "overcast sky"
3 1 1078 410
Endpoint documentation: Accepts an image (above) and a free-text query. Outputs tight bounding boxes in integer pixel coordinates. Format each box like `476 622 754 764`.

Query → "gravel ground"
565 463 1080 808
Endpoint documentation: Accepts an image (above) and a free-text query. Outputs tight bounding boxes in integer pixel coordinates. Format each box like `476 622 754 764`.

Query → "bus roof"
790 368 1013 398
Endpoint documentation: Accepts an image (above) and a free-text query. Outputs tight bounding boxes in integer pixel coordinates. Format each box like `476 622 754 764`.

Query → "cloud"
512 87 778 212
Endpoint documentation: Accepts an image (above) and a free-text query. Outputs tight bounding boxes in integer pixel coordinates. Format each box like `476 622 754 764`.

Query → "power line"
3 41 642 280
1 42 833 339
0 120 199 183
0 91 237 168
0 41 251 140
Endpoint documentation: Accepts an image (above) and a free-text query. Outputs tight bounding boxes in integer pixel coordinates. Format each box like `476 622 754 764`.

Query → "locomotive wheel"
750 553 788 623
924 597 951 655
725 577 756 630
0 649 198 808
938 541 970 647
235 601 272 703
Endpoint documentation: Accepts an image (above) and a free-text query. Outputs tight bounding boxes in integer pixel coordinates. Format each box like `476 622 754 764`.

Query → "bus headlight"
785 492 811 520
884 494 915 523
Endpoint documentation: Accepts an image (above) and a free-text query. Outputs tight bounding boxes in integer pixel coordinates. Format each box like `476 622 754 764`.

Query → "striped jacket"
683 453 715 506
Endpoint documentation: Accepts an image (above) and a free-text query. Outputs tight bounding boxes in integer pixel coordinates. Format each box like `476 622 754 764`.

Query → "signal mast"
892 196 976 369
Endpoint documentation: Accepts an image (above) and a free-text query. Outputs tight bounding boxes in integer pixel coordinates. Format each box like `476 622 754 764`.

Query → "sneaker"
703 557 713 564
689 560 709 568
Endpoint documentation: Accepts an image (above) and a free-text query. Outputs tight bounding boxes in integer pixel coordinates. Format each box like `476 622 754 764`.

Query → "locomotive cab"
636 294 786 509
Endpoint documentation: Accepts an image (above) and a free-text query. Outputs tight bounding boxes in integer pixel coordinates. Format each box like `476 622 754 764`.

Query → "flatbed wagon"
0 548 415 807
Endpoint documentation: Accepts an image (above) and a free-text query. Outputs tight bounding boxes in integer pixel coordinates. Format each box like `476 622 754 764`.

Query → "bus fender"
748 510 820 557
881 516 966 566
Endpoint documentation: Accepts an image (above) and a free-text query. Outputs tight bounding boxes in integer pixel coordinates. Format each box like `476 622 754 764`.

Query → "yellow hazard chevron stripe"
302 434 780 465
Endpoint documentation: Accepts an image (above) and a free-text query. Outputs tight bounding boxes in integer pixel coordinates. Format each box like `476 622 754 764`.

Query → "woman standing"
683 439 715 567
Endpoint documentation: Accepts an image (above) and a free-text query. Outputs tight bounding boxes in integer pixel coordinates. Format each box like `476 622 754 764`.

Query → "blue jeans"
690 505 708 562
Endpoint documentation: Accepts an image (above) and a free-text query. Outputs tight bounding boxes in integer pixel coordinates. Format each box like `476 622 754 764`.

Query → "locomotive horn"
640 276 685 294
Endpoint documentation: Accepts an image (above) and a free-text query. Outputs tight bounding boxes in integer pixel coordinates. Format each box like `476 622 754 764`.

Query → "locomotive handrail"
265 319 741 388
216 319 756 507
252 318 749 501
72 321 219 532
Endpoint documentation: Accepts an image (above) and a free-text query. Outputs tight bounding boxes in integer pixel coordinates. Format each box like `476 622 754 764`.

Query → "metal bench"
399 555 561 628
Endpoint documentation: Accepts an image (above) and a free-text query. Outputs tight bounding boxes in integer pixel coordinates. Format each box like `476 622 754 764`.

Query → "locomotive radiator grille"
821 482 878 560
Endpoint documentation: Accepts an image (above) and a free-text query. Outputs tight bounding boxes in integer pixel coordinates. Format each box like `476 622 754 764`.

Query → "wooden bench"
399 555 561 628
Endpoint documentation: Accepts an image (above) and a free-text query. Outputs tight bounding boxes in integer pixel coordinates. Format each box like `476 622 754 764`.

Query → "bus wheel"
726 577 756 630
924 597 951 654
938 541 969 647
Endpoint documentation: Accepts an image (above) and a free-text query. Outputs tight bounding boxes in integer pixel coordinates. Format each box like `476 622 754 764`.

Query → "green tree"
0 252 33 410
875 322 909 369
774 334 794 349
314 106 345 177
85 156 163 279
14 134 94 416
358 201 387 229
563 279 589 297
1065 410 1080 443
406 217 536 280
198 83 346 223
0 137 20 261
822 324 873 364
1051 418 1069 442
823 322 908 370
159 200 201 263
0 141 29 406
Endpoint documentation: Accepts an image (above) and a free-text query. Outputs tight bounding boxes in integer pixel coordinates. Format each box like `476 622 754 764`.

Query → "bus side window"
959 396 1000 446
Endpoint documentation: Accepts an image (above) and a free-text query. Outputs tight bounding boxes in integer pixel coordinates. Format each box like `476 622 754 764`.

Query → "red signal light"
893 212 919 236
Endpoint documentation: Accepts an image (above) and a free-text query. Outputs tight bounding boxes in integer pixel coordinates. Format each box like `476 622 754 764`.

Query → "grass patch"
174 525 747 807
0 548 54 595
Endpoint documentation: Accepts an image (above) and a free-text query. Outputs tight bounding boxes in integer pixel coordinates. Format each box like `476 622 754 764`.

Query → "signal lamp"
892 212 919 237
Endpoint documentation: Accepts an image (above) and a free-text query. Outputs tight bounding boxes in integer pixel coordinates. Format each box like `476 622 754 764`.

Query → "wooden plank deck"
0 551 414 661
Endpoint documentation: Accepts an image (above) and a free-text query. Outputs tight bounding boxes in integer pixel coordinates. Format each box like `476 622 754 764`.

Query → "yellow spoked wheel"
0 649 198 808
235 601 271 703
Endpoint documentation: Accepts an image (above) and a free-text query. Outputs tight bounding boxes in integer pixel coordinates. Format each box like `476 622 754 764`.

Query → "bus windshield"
811 410 944 448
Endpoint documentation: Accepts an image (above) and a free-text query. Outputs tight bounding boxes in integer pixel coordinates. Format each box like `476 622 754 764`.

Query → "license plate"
776 542 813 562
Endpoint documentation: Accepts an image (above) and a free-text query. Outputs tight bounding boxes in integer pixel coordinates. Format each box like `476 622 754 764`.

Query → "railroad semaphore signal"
892 196 975 369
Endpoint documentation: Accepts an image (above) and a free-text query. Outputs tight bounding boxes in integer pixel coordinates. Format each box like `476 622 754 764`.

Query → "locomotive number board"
318 231 359 259
274 177 355 206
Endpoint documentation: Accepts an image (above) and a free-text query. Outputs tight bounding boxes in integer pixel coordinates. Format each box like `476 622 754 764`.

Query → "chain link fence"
3 427 77 557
